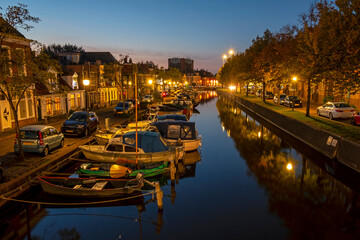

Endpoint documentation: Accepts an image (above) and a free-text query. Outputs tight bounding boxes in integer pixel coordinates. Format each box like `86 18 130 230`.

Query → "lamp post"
83 79 90 110
222 54 227 64
292 77 297 111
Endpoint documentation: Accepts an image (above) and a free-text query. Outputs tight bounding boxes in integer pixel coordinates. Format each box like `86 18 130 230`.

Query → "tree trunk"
262 80 266 102
11 104 24 161
277 84 280 106
306 78 311 117
246 84 249 97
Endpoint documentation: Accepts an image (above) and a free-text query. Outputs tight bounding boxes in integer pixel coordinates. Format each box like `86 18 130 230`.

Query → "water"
2 92 360 240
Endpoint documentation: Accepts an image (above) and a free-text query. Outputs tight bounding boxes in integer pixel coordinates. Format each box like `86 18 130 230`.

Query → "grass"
220 89 360 144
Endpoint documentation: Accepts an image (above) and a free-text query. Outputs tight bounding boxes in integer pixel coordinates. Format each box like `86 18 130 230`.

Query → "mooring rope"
0 191 155 206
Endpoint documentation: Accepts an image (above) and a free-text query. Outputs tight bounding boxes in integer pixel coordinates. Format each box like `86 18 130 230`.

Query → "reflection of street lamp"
292 77 297 111
83 79 90 110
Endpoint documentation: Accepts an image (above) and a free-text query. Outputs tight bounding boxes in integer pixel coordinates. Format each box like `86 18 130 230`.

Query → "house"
59 51 120 109
0 17 36 131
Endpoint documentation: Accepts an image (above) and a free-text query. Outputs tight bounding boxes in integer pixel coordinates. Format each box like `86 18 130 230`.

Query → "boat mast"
135 70 138 167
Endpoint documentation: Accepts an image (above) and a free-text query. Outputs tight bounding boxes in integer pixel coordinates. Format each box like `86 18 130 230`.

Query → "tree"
103 62 122 98
297 1 334 116
0 4 43 160
43 43 84 58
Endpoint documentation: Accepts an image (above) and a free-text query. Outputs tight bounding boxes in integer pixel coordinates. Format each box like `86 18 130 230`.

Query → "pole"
135 72 138 167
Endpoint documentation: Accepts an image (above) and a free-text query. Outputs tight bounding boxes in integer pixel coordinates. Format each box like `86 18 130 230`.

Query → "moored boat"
154 120 201 152
38 176 144 198
80 131 184 166
77 162 169 178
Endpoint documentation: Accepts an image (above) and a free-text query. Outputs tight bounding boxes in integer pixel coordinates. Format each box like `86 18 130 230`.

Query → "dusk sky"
13 0 312 74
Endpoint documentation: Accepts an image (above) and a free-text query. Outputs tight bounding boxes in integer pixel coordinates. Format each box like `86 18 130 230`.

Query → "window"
14 48 26 75
125 146 137 152
181 126 193 139
46 97 52 115
42 129 51 138
20 100 27 119
54 97 60 112
50 128 58 135
123 136 136 145
27 98 33 117
167 125 180 139
101 92 105 102
70 94 75 107
106 144 123 152
77 93 81 107
1 47 11 75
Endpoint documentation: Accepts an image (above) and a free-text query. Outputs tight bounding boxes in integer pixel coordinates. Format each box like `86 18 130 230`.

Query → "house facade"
0 17 36 131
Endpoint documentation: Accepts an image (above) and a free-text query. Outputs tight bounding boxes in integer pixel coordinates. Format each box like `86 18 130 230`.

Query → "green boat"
77 162 168 178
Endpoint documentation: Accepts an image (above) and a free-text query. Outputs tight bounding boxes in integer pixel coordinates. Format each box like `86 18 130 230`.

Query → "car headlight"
77 125 85 129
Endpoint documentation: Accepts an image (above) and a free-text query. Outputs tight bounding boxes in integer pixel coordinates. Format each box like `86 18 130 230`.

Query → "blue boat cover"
154 121 197 140
122 131 169 153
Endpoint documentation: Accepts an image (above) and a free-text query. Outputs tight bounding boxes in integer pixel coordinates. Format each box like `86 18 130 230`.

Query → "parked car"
142 95 154 102
317 102 355 120
284 96 302 108
125 99 140 108
61 111 99 137
350 112 360 125
265 91 274 99
114 101 134 115
14 125 64 156
273 94 287 105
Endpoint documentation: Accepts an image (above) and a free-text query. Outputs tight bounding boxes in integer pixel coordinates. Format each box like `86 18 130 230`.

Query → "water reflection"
217 96 360 240
0 149 203 240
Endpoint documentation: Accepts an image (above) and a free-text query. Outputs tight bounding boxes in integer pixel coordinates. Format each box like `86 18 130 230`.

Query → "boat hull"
38 176 143 198
167 138 201 152
79 145 184 165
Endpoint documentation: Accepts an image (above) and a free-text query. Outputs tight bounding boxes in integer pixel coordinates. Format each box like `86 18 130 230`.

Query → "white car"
317 102 355 120
142 95 154 102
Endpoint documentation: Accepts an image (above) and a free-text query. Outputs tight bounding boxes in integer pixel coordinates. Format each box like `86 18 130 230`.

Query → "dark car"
114 101 134 115
61 111 99 137
125 99 140 109
284 96 302 108
265 91 274 99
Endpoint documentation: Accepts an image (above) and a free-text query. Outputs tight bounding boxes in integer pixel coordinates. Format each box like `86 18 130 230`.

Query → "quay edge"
217 90 360 173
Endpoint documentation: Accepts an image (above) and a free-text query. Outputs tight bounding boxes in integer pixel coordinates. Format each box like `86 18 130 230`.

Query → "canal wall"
218 91 360 173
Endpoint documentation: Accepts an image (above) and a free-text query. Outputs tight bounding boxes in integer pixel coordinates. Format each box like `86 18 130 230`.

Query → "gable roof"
79 52 119 65
0 17 25 38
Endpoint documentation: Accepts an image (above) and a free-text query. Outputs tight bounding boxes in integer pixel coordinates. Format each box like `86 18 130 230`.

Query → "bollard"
154 181 163 210
170 160 176 181
105 118 110 131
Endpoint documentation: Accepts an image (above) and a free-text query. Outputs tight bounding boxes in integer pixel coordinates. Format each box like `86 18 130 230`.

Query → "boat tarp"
122 131 169 153
157 114 188 121
154 121 197 140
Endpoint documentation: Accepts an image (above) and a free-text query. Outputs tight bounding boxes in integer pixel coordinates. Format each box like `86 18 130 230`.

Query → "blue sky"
4 0 313 73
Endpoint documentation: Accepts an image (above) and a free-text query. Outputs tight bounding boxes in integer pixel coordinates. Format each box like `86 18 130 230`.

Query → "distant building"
168 58 194 73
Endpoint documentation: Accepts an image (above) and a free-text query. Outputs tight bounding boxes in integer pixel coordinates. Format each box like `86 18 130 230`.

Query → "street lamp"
222 54 227 64
292 77 297 111
83 79 90 110
228 49 235 56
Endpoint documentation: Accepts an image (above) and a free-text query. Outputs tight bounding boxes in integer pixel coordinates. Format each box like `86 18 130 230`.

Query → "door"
37 99 42 121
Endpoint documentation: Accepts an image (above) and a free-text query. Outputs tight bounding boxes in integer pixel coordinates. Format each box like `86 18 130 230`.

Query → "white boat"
80 131 185 167
94 120 153 145
153 120 202 152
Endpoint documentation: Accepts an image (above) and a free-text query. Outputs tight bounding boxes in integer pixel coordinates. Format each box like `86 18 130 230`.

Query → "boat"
79 131 184 167
157 114 188 121
76 162 169 178
38 175 144 198
95 120 153 145
153 120 202 152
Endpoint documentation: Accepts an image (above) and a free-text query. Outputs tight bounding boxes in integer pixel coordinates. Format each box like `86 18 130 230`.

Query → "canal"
2 92 360 240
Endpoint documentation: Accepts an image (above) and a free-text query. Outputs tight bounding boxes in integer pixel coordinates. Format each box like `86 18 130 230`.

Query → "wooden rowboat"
38 176 144 198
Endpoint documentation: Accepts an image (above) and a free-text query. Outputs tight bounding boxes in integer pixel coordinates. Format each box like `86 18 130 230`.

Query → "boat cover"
157 114 188 121
154 121 197 140
122 131 169 153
